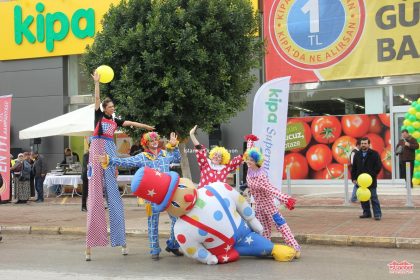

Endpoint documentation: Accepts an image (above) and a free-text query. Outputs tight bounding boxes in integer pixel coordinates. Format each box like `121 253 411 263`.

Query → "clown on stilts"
85 70 154 261
243 135 301 258
100 131 183 260
189 125 243 188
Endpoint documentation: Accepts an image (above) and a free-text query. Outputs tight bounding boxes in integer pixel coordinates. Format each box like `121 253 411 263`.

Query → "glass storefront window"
288 87 390 117
392 84 420 106
68 55 89 97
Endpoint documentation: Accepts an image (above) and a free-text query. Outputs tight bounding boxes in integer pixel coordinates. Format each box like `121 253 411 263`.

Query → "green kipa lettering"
14 2 95 52
265 89 282 124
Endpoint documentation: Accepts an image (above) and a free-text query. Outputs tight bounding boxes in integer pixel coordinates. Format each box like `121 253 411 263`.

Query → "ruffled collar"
143 149 165 161
247 167 266 178
207 159 225 171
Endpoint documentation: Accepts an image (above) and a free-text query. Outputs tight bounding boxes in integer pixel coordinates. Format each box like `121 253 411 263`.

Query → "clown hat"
244 134 259 149
131 166 179 212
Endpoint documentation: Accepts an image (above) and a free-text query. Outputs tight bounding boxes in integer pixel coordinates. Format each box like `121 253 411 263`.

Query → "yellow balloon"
357 173 373 188
403 119 412 126
418 97 420 103
96 65 114 83
412 178 420 186
413 131 420 139
356 187 371 202
413 121 420 129
409 107 417 115
416 154 420 161
416 112 420 120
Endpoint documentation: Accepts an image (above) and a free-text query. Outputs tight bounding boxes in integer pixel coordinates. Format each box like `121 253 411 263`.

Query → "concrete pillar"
365 88 385 114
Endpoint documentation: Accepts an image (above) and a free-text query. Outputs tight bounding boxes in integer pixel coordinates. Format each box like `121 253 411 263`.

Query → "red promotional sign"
0 95 12 202
284 113 391 179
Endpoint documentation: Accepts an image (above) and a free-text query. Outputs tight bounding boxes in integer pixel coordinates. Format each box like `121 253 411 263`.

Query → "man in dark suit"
351 137 382 220
31 151 48 202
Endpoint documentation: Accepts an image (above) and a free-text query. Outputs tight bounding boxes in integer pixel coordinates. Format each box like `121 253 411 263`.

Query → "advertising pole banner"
0 95 12 202
252 77 290 189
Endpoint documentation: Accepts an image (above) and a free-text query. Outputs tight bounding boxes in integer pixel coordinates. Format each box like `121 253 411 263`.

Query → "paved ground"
1 235 418 280
1 186 420 249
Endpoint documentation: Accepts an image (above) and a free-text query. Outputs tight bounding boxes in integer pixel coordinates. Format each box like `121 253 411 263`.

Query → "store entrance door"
393 107 410 179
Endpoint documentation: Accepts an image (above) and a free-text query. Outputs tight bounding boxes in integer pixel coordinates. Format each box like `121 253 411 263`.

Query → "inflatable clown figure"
130 166 297 265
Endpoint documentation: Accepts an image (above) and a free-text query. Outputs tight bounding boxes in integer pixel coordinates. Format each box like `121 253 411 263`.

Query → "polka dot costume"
173 182 278 264
195 145 243 188
246 168 300 251
86 117 126 248
107 145 182 255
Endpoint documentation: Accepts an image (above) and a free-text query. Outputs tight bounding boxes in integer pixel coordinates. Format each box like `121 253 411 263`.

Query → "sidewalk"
1 189 420 249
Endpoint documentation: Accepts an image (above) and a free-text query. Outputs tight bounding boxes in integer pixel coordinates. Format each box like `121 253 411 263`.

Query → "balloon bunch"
356 173 372 202
400 98 420 186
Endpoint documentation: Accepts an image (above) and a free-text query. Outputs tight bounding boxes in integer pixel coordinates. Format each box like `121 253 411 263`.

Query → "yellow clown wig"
209 146 231 165
141 132 160 148
243 147 264 167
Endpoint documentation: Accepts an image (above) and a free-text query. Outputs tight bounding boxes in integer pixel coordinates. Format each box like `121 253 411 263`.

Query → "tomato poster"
283 113 391 179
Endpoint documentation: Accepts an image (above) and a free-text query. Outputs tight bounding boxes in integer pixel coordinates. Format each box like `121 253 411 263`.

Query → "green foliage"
82 0 263 139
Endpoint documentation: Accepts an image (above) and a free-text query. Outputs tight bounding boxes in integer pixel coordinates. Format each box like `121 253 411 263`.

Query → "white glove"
248 218 263 234
206 255 218 265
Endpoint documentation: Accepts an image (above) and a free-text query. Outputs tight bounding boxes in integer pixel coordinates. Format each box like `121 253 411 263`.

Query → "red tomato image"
283 153 309 179
287 119 312 152
311 116 342 144
312 163 350 179
331 135 357 164
341 115 370 138
377 168 385 179
364 133 385 154
381 145 392 172
302 116 314 123
384 129 391 146
378 114 390 127
306 144 333 171
368 115 383 134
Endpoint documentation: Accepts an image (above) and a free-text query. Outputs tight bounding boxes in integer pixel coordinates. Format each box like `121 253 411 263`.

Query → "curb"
2 225 420 249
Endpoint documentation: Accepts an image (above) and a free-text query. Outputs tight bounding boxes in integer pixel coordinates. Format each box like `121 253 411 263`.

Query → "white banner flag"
252 77 290 189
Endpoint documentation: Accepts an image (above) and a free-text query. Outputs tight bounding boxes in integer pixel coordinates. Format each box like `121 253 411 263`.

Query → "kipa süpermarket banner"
252 77 290 189
265 0 420 83
283 114 391 180
0 0 121 61
0 95 12 202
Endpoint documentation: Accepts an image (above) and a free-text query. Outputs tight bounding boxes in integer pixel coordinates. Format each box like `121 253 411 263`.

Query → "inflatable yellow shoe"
271 244 296 262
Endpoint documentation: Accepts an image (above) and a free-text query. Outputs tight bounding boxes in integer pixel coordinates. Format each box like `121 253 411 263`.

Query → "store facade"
0 0 121 170
1 0 419 183
221 0 420 184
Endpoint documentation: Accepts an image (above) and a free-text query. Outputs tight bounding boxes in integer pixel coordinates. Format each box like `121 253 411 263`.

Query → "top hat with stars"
131 166 180 212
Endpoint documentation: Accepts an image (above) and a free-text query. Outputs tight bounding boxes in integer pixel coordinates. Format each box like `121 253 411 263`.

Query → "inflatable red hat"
131 166 180 212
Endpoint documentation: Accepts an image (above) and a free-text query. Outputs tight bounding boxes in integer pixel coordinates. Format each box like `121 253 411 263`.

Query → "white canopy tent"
19 104 95 139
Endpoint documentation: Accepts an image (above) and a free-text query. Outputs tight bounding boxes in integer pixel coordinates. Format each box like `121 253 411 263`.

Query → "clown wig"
209 146 231 165
243 147 264 167
141 132 160 148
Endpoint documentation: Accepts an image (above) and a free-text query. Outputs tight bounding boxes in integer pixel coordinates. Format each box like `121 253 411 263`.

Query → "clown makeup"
246 158 259 170
166 178 197 217
211 153 223 165
147 138 160 150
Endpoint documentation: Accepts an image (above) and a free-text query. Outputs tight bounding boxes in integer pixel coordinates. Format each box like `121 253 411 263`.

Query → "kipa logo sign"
14 2 95 52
